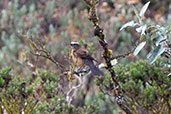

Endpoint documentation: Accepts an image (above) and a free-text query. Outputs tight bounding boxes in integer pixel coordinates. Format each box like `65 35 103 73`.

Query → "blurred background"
0 0 170 73
0 0 170 113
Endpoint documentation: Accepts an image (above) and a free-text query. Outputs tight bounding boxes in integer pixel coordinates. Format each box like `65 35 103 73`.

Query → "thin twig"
28 35 65 69
111 43 138 60
66 72 88 105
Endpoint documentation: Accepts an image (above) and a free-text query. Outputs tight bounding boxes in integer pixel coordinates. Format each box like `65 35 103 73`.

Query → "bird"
70 41 104 76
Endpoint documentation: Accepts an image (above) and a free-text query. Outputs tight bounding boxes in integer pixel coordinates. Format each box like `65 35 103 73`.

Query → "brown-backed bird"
70 41 104 76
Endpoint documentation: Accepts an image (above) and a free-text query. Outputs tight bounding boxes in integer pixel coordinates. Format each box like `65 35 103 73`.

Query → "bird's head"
70 41 81 49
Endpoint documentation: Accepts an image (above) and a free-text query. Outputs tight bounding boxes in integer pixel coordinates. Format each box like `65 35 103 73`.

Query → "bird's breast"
71 50 84 67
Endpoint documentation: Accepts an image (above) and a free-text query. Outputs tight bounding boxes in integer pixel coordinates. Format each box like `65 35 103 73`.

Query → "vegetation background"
0 0 170 114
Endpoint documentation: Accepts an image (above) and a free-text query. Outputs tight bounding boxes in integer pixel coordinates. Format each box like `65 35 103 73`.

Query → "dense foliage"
0 59 170 113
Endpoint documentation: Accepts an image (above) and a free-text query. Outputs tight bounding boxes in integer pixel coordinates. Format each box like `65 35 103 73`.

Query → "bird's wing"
76 49 103 76
76 48 95 60
75 48 88 58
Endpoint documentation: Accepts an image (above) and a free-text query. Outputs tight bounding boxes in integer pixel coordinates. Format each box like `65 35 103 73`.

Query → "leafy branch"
120 1 171 65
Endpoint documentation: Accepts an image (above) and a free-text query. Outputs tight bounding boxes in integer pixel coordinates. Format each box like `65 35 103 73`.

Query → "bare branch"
28 35 65 69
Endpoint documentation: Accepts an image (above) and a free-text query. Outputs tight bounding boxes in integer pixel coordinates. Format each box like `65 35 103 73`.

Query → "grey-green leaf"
147 45 165 64
139 1 150 17
155 35 165 46
169 57 171 64
136 24 147 36
120 21 138 31
133 41 146 56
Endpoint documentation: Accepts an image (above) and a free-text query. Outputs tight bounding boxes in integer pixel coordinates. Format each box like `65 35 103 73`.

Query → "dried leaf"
44 36 48 44
30 43 37 52
127 0 139 5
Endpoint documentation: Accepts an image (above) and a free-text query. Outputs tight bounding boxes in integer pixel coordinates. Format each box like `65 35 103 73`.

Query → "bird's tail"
83 59 104 76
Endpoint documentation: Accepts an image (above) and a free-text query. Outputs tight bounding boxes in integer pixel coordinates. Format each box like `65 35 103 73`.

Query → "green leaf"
29 4 35 14
139 1 150 17
147 45 165 64
0 77 5 87
146 33 152 45
120 21 138 31
133 41 146 56
169 57 171 64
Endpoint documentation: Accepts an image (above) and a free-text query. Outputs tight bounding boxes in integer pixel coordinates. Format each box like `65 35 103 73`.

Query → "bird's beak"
70 44 73 47
70 44 74 49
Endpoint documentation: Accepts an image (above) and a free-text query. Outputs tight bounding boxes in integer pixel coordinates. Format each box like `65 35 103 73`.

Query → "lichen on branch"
83 0 133 113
